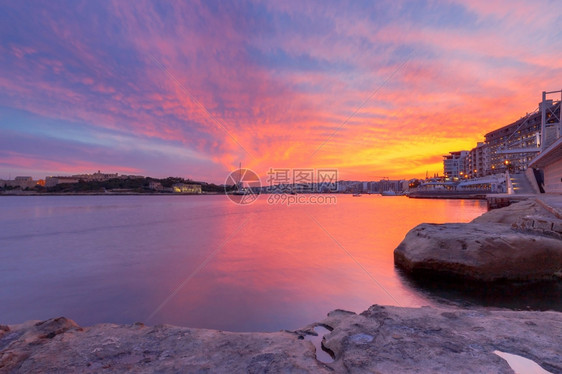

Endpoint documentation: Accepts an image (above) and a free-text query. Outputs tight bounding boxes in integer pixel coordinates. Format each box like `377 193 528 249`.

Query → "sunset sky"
1 0 561 183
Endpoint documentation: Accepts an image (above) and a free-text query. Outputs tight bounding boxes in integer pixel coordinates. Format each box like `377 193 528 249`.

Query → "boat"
381 190 397 196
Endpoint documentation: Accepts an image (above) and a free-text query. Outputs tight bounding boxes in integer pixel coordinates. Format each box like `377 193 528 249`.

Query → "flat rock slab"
323 305 561 373
1 306 561 373
472 199 556 225
394 222 562 281
0 317 323 373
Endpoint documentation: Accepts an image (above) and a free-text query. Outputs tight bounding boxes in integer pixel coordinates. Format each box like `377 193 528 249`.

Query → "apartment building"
484 111 542 174
443 151 469 179
465 142 489 178
442 91 561 179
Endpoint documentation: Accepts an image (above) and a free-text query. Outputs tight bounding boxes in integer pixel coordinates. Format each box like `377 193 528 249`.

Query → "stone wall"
545 158 562 193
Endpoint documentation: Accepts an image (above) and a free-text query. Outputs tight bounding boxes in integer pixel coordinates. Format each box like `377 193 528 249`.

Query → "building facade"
45 176 81 187
465 142 489 178
0 176 38 189
530 137 562 193
443 151 469 179
172 183 202 194
440 91 560 180
44 171 125 187
484 110 543 174
72 170 119 182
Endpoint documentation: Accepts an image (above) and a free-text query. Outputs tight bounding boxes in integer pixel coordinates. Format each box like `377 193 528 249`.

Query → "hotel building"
484 110 542 174
443 91 561 179
443 151 469 179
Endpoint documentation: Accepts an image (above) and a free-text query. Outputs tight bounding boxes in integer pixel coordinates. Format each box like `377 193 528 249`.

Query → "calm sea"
0 195 558 332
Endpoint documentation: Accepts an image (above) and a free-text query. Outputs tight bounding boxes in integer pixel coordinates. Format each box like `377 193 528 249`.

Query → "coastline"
1 196 561 373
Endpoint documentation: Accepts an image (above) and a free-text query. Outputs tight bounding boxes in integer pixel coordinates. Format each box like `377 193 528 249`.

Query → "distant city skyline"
1 1 561 184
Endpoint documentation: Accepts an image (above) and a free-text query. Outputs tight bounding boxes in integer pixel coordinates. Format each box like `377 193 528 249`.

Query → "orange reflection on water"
149 195 487 331
13 195 559 333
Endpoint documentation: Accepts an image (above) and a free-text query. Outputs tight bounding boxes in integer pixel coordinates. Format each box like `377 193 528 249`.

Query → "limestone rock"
1 306 561 373
394 222 562 281
321 305 561 374
472 199 555 225
0 318 327 373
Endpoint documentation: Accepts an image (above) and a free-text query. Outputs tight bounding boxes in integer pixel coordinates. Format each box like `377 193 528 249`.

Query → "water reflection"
304 326 334 363
0 195 493 332
397 269 562 312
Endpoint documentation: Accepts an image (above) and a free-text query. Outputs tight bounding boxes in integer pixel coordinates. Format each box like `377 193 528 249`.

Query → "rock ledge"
1 305 561 373
394 200 562 282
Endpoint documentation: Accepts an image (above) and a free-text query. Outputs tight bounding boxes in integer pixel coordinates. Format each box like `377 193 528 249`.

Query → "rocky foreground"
1 305 561 373
395 198 562 282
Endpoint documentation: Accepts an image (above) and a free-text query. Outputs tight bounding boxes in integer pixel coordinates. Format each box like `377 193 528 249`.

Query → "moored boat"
381 190 397 196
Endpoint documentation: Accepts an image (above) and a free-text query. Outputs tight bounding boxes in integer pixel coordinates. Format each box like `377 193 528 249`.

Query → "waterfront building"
45 176 81 187
416 180 457 191
456 174 506 193
14 176 36 189
466 142 489 178
443 151 469 179
439 90 560 180
0 176 39 189
148 181 163 191
336 180 352 192
44 171 124 187
484 93 561 174
484 110 543 174
172 183 202 194
528 90 562 193
120 174 145 180
529 137 562 193
375 179 403 193
73 170 119 182
540 93 562 151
